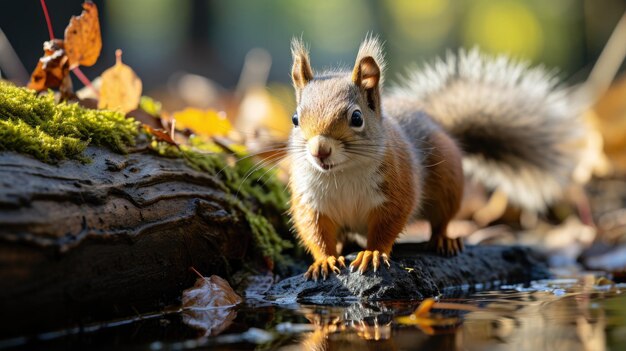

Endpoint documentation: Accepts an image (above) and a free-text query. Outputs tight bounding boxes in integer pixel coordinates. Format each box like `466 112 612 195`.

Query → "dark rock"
269 244 549 303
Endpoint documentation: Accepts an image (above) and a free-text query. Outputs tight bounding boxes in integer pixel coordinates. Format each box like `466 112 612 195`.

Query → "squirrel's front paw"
349 250 391 274
304 256 346 281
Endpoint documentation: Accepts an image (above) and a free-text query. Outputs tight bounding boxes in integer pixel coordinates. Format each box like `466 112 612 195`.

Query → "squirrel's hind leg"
421 130 465 256
428 223 465 256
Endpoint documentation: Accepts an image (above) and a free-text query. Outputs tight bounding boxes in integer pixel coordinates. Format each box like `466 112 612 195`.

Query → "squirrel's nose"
313 147 332 162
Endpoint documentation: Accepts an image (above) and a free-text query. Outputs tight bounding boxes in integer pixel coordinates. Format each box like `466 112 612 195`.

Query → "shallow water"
2 273 625 351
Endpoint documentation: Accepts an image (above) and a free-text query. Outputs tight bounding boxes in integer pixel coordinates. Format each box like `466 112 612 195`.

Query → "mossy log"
0 145 289 338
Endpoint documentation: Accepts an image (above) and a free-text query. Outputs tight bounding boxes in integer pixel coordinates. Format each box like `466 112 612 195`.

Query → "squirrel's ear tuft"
291 37 314 90
352 35 385 111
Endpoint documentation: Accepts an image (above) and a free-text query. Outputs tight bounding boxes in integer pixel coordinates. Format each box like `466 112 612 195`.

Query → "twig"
586 11 626 102
189 266 206 280
39 0 55 40
72 67 99 97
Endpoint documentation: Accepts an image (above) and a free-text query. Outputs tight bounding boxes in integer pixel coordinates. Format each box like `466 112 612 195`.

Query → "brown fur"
420 131 464 233
419 131 465 253
290 192 338 260
366 126 419 254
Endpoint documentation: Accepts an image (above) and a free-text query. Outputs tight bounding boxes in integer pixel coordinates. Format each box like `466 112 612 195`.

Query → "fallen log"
0 145 290 338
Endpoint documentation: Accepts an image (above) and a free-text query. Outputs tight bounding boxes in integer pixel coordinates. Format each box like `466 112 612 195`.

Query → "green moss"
0 81 138 162
176 137 290 212
0 119 89 162
183 143 292 266
149 138 292 266
139 96 162 117
0 80 291 268
240 206 292 267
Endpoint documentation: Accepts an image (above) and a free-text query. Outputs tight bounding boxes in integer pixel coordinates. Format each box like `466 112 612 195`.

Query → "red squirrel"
287 36 582 281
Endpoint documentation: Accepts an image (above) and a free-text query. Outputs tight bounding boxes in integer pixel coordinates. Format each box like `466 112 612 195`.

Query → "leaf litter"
180 267 243 337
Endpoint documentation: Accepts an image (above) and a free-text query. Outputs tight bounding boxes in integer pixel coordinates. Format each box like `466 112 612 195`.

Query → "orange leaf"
415 298 436 317
99 50 142 113
64 1 102 68
27 39 72 95
144 125 178 147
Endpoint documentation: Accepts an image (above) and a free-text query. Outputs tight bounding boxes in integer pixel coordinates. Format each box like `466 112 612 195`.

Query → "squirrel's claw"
381 253 391 269
304 263 320 281
349 250 390 274
428 236 464 257
304 256 345 281
337 256 346 269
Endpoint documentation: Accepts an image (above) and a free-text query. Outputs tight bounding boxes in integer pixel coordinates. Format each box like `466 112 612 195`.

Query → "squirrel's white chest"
292 164 386 232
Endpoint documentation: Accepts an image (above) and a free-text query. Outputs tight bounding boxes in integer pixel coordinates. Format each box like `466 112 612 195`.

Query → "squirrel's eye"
292 113 299 127
350 110 363 128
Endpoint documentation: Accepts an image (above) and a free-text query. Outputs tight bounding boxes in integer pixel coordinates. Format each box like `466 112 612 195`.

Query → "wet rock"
269 244 549 303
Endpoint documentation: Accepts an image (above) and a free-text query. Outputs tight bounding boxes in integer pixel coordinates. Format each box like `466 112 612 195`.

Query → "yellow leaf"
236 86 293 141
172 108 233 137
98 49 142 113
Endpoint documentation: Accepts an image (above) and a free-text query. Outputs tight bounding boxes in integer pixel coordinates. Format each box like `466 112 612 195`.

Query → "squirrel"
287 36 583 281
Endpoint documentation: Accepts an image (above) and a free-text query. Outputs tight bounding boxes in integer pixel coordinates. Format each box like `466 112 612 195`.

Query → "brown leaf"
27 39 72 95
64 1 102 68
128 108 164 130
180 269 242 336
143 125 178 147
182 272 242 309
98 50 142 113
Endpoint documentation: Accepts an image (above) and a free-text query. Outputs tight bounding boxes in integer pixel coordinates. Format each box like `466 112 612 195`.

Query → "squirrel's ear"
352 36 385 111
352 56 380 90
291 38 314 91
352 56 381 111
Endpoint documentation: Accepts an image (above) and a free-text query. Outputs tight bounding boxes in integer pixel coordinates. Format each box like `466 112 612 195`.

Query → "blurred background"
1 0 625 97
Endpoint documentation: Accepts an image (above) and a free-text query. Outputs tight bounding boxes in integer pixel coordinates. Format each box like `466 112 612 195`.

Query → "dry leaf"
180 269 242 337
182 272 242 309
27 1 102 96
143 125 178 147
171 108 233 137
129 109 164 130
99 50 142 113
64 1 102 68
27 39 72 95
414 298 437 317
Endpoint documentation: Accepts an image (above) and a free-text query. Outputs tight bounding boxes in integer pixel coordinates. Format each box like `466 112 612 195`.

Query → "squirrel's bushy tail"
391 48 585 211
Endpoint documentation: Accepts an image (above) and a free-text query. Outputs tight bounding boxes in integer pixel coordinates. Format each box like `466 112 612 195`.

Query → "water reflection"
260 276 623 351
2 276 623 350
181 308 238 337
